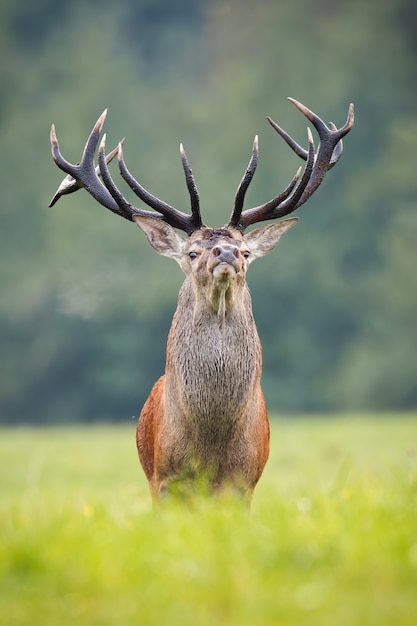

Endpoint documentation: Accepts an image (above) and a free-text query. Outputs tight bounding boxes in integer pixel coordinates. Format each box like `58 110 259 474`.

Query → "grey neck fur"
165 276 262 442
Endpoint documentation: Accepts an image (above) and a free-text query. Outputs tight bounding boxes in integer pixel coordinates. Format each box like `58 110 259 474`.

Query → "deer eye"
242 250 250 259
188 251 198 260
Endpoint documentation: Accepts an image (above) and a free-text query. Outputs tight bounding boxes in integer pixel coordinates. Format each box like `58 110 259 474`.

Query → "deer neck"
194 265 246 325
205 276 236 324
165 277 262 433
169 276 254 341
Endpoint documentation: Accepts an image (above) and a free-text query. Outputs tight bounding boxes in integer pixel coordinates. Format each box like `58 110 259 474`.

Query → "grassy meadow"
1 415 416 625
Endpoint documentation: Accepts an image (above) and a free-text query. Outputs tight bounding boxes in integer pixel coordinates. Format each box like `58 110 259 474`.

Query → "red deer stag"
49 98 354 504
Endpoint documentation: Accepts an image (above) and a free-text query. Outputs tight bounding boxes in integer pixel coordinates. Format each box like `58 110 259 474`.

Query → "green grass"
1 416 416 626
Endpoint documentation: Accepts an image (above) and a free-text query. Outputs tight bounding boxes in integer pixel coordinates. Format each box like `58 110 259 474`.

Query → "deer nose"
212 245 239 265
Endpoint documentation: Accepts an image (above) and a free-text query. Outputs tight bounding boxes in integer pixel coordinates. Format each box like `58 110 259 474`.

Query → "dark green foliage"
1 0 416 423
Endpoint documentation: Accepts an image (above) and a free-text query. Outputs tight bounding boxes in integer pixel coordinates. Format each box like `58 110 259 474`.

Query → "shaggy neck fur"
165 277 262 444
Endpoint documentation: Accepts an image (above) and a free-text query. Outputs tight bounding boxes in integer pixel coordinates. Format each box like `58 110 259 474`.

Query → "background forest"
1 0 416 424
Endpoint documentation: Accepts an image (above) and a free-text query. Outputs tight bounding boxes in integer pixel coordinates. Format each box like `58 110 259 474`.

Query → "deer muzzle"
210 244 242 278
210 244 240 272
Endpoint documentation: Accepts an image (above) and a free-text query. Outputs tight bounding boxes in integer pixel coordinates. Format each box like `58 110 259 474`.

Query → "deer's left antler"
228 98 354 231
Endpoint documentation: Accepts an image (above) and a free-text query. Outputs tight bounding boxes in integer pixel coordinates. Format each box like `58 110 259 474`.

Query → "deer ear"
244 218 298 261
133 215 187 264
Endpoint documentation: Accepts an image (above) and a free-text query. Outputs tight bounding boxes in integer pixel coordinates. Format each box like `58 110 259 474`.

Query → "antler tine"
97 136 164 222
327 122 343 168
50 109 105 178
239 127 315 229
289 98 354 138
234 99 354 231
49 110 124 215
117 143 199 234
235 167 302 228
180 144 204 230
228 136 259 229
49 142 121 208
266 117 308 161
266 115 346 169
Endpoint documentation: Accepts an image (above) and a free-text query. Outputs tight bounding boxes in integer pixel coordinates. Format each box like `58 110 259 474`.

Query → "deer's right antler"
49 110 204 235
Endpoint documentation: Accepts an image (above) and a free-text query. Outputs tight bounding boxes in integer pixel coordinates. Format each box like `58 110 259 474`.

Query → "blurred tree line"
1 0 416 424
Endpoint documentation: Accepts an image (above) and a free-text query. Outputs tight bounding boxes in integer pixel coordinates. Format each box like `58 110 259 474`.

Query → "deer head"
49 98 354 503
133 216 297 323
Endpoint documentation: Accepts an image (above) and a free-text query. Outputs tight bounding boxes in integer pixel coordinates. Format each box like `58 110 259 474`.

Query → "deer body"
134 219 297 500
49 98 353 503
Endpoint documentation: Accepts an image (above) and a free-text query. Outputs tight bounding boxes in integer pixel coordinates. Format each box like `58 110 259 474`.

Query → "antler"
50 101 353 235
228 98 354 231
49 110 204 235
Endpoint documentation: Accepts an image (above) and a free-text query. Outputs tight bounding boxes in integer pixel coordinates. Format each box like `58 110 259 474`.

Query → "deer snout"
212 244 240 266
